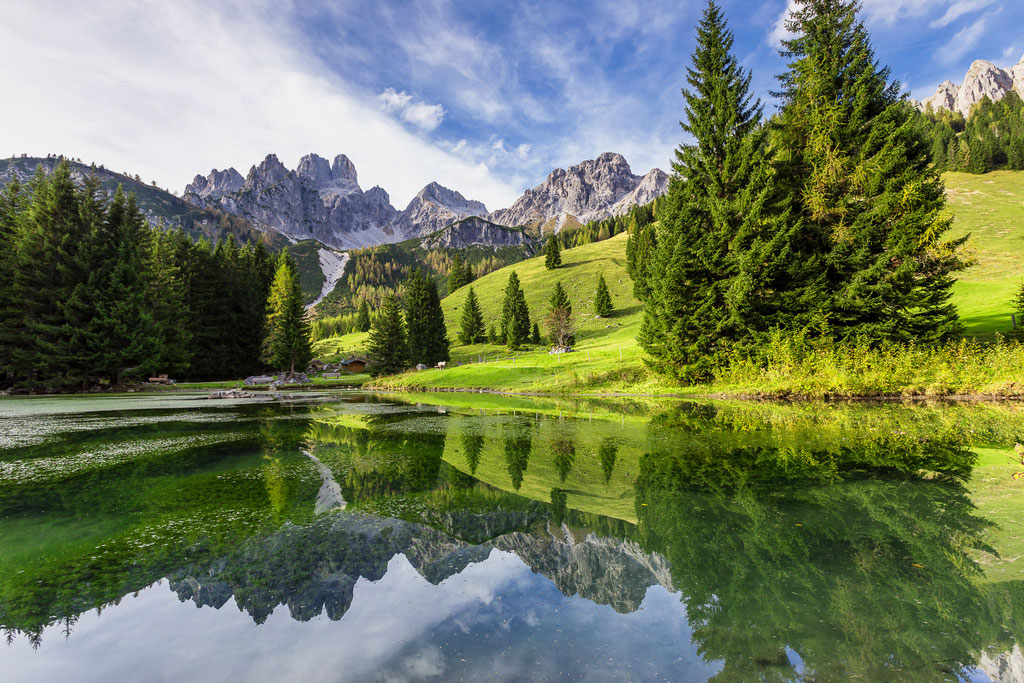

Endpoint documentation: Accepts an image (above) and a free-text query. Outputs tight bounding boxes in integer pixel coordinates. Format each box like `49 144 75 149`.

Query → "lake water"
2 392 1023 682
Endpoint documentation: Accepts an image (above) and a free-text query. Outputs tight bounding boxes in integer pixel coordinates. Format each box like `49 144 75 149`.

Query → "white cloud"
929 0 998 28
0 0 519 209
768 0 799 48
377 88 446 131
936 16 988 64
1001 45 1022 64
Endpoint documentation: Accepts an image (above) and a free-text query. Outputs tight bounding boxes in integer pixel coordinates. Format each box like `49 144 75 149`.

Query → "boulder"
243 375 275 386
208 389 259 399
416 363 428 370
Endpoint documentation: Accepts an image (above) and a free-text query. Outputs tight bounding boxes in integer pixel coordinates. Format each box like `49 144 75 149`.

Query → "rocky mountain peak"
917 56 1024 117
489 151 658 229
184 167 244 202
331 154 358 183
390 181 488 239
296 153 333 187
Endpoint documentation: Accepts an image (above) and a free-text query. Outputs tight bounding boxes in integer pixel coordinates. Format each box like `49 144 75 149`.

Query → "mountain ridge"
915 56 1024 117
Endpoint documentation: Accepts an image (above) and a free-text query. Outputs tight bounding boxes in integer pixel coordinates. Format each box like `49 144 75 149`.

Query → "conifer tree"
264 252 312 375
625 221 658 301
531 321 541 345
487 324 498 345
447 253 472 292
356 300 371 332
147 228 192 376
549 281 572 316
543 234 562 269
406 269 449 366
594 273 613 317
0 178 26 384
773 0 966 343
501 271 531 349
639 0 785 381
367 294 408 375
458 286 486 345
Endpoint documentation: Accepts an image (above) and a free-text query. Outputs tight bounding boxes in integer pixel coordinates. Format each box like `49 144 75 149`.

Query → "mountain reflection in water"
1 394 1023 682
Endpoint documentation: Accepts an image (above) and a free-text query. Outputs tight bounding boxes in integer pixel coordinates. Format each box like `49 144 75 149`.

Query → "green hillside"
945 171 1024 339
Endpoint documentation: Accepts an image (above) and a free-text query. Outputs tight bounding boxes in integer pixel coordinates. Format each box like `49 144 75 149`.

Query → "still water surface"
2 392 1023 681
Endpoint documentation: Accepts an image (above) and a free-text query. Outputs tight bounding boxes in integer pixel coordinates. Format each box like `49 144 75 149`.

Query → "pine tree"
264 252 313 375
356 299 371 332
146 228 192 376
447 253 472 292
487 324 499 345
543 234 562 269
367 294 408 375
406 269 449 366
531 321 542 345
625 221 658 301
458 286 486 345
0 178 27 385
549 281 572 316
501 271 530 349
773 0 966 343
594 273 613 317
639 0 783 380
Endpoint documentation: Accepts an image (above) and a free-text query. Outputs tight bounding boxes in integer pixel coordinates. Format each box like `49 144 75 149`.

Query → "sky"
2 0 1023 210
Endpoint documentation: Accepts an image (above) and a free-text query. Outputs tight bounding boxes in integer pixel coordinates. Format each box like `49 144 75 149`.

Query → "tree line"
631 0 967 382
0 162 310 389
914 90 1024 173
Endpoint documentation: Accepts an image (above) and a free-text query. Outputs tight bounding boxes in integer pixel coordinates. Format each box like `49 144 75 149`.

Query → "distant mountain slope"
0 156 290 248
915 57 1024 116
390 182 488 239
489 153 668 231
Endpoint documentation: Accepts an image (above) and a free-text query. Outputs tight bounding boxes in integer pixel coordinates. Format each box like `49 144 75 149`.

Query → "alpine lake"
3 391 1024 682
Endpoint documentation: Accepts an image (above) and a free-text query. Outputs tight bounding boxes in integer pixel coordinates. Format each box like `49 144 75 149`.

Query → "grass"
945 171 1024 339
318 171 1024 397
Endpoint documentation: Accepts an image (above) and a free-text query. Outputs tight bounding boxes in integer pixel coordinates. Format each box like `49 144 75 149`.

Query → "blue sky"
2 0 1022 209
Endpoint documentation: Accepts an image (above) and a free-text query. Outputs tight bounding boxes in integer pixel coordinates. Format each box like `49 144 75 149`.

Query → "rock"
416 363 428 370
390 182 488 239
418 217 533 250
916 57 1024 117
183 153 399 248
489 152 668 229
611 168 670 216
549 346 573 354
208 389 259 399
243 375 275 386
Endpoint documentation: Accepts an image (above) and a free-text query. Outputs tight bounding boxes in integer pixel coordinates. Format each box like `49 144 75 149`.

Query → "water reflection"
1 395 1023 681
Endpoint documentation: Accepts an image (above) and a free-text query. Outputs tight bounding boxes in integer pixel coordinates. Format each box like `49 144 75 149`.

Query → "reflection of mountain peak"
168 510 673 624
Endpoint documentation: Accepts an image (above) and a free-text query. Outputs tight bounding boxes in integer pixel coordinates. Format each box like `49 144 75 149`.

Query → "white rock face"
184 153 399 248
917 57 1024 117
978 643 1024 683
390 181 488 239
611 168 669 216
489 152 667 228
307 249 349 311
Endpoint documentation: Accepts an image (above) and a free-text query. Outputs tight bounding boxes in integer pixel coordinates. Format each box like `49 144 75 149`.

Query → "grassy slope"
946 171 1024 339
329 170 1024 394
371 231 670 393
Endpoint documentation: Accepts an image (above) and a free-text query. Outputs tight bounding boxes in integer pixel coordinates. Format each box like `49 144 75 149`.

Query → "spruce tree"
356 300 371 332
264 252 312 375
549 281 572 316
544 235 562 269
367 294 408 375
548 280 575 346
147 228 192 376
501 271 530 349
458 286 485 345
625 221 658 301
774 0 966 343
594 273 613 317
639 0 781 380
447 253 472 292
531 322 541 345
406 269 449 366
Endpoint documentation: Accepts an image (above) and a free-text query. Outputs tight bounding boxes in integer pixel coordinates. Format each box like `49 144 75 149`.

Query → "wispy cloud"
936 16 989 64
929 0 998 28
377 88 445 131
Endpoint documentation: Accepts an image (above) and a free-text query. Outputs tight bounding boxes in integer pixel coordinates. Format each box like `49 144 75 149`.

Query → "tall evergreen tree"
356 299 371 332
406 269 450 366
458 286 486 345
367 294 408 375
264 252 312 375
447 253 472 292
773 0 966 343
625 220 658 301
0 178 27 384
501 271 531 350
594 273 613 317
147 228 192 376
543 234 562 269
549 281 572 316
548 280 575 346
639 0 782 380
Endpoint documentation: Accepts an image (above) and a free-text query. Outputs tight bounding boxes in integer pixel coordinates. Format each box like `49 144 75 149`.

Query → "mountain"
488 152 667 231
611 168 670 216
915 57 1024 117
0 155 288 248
390 182 488 239
417 216 529 250
184 153 400 249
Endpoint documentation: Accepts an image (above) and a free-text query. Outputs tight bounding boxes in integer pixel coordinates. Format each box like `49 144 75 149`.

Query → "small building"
338 357 368 374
